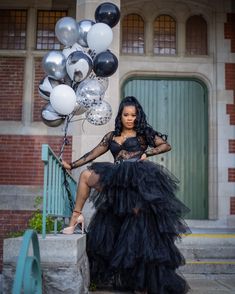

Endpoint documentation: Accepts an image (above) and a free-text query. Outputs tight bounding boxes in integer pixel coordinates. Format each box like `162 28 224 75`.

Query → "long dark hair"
114 96 167 146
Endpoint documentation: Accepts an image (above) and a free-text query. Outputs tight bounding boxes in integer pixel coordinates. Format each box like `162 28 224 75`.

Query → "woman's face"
121 105 137 130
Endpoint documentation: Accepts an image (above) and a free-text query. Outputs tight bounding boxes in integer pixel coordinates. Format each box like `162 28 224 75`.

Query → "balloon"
50 84 76 115
95 76 109 92
77 19 95 47
62 43 83 59
42 51 66 80
85 100 112 125
66 51 93 83
41 103 65 127
93 50 118 77
74 102 87 115
95 2 120 28
55 17 78 46
76 78 106 109
87 23 113 54
38 76 61 100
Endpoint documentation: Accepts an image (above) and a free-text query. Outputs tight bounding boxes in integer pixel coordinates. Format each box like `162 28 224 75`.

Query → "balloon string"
59 114 73 160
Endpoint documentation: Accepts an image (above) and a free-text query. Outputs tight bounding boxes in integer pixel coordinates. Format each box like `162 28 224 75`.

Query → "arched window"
186 15 207 55
153 15 176 55
121 13 144 54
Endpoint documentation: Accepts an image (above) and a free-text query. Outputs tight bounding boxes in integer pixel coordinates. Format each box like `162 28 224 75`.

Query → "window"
0 9 27 50
186 15 207 55
122 14 144 54
36 10 67 50
153 15 176 55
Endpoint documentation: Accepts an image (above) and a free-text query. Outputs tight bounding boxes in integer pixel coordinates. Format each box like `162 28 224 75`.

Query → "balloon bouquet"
39 2 120 154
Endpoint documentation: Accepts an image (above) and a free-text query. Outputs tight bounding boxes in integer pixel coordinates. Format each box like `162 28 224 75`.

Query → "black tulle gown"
83 132 190 293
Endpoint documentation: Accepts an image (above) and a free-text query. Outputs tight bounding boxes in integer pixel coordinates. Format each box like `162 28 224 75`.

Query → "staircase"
177 228 235 274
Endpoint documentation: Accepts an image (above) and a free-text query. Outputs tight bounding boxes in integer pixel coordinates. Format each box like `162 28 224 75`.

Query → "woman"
62 96 190 293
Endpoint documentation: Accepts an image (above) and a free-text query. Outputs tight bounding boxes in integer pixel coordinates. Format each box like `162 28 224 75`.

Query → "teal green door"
122 78 208 219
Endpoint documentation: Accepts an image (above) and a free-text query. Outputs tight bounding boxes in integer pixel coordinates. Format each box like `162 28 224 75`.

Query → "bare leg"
68 169 92 227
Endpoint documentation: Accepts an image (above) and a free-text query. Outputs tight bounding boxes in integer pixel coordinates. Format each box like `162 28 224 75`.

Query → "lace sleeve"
144 133 171 157
70 131 113 169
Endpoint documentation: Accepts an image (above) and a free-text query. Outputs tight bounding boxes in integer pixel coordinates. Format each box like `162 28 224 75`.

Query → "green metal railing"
41 144 77 239
12 230 42 294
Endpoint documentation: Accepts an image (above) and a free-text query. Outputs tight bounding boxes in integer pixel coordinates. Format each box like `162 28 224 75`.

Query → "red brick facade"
224 13 235 214
224 13 235 53
33 57 47 122
230 197 235 215
0 210 34 272
0 135 72 185
0 57 24 121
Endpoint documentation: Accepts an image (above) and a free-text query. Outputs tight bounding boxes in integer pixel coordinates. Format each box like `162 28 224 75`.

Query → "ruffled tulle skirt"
87 160 190 293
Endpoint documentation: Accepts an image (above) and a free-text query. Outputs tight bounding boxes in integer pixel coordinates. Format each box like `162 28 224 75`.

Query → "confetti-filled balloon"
76 78 105 109
85 100 112 125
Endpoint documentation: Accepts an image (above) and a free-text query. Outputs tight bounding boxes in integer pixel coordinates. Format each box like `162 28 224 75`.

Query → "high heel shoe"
62 210 85 235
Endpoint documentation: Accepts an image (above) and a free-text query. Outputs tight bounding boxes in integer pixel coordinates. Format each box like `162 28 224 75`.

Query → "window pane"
153 15 176 55
121 14 145 54
0 9 27 50
36 10 67 50
186 15 208 55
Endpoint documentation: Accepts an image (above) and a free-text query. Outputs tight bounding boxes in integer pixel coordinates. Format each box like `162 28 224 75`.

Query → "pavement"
89 274 235 294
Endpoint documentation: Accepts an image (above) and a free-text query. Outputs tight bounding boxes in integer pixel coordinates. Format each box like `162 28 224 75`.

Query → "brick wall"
0 135 72 185
0 210 34 272
33 57 47 122
224 13 235 215
224 13 235 53
0 135 72 272
0 57 24 121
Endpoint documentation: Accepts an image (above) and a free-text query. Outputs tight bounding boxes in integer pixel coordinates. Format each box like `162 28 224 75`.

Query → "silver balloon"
85 100 112 125
74 102 87 115
55 17 78 46
76 78 105 109
77 19 95 47
41 103 65 127
42 51 66 80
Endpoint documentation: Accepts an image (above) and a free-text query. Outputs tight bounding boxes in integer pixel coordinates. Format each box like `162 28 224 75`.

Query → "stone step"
181 259 235 274
176 233 235 259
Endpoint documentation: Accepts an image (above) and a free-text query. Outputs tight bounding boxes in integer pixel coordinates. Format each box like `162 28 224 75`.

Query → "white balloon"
87 23 113 54
50 85 76 115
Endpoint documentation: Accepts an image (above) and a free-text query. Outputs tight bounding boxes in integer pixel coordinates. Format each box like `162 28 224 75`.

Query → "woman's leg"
69 169 92 226
69 168 100 227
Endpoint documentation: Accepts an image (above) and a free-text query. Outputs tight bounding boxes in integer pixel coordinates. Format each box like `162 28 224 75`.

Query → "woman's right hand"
62 160 72 170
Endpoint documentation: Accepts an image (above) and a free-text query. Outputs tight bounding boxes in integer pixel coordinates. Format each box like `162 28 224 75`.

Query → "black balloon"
95 2 120 28
93 51 118 77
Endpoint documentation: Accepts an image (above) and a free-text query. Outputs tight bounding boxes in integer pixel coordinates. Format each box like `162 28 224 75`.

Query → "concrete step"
177 233 235 259
181 259 235 274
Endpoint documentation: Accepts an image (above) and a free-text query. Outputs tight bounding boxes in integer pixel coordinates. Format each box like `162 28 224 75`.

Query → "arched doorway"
122 77 208 219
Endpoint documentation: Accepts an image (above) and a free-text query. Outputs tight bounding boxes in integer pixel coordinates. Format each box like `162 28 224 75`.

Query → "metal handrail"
41 144 77 239
12 230 42 294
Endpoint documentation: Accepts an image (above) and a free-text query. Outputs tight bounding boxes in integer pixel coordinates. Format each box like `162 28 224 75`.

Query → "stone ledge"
3 234 89 294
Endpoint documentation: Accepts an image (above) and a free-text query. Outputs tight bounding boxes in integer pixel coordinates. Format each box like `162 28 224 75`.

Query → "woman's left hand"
140 153 147 160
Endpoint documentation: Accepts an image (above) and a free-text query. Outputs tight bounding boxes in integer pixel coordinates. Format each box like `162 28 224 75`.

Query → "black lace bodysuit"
70 131 169 169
